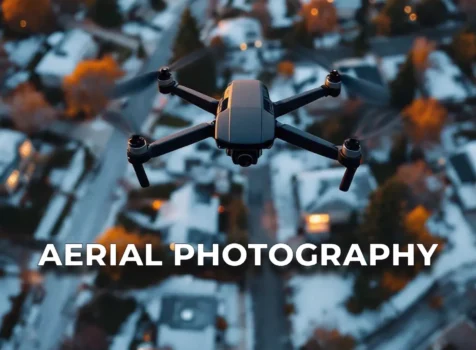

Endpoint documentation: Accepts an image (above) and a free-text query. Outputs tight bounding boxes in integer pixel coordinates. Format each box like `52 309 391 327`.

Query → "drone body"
125 66 363 192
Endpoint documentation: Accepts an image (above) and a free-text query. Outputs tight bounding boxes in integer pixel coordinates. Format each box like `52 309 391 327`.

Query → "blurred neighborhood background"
0 0 476 349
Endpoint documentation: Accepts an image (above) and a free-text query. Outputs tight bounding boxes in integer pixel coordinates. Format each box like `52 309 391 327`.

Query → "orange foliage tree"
402 98 448 144
2 0 54 34
404 205 445 255
277 60 295 78
63 56 124 119
411 37 436 96
381 271 409 293
302 328 355 350
95 225 161 281
250 0 272 35
8 83 58 134
373 13 391 36
450 31 476 78
301 0 338 36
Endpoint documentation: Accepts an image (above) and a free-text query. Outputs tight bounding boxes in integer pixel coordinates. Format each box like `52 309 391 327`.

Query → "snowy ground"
287 198 476 347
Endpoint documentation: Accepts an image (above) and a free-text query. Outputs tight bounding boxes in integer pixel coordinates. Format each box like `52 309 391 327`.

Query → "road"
246 165 292 350
14 2 189 349
361 263 476 350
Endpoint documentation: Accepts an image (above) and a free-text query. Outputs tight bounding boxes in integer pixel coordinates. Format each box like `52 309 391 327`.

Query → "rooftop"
295 164 377 213
448 141 476 210
35 29 97 77
208 16 262 48
0 129 27 179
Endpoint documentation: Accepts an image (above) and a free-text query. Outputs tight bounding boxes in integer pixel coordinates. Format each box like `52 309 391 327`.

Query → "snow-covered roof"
4 36 44 68
122 22 161 43
379 54 406 82
208 17 262 48
425 50 471 102
295 164 377 213
268 0 294 28
156 183 220 244
0 129 27 179
218 0 252 12
118 0 140 13
47 32 65 47
447 141 476 210
35 29 97 78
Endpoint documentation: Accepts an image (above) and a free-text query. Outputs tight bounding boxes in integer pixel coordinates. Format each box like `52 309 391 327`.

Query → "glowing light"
308 214 330 224
404 6 412 14
169 243 175 251
6 170 20 190
409 13 417 21
218 205 225 213
254 40 263 48
311 8 319 16
152 199 163 210
19 140 32 158
240 43 248 51
327 0 334 2
20 20 27 28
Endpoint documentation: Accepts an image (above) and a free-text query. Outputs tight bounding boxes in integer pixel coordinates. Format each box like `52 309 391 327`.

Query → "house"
35 29 99 87
427 318 476 350
292 164 377 241
153 183 224 248
0 129 36 196
300 0 386 22
206 16 263 72
446 141 476 211
150 276 241 350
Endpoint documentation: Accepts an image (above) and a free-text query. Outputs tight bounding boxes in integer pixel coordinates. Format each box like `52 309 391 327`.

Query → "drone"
112 48 391 192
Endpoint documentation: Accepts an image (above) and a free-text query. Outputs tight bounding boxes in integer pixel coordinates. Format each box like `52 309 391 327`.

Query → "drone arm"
275 122 339 160
273 86 333 118
169 84 219 115
148 121 215 158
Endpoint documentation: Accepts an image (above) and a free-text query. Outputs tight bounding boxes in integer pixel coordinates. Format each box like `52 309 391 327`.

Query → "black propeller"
294 46 391 107
111 47 213 99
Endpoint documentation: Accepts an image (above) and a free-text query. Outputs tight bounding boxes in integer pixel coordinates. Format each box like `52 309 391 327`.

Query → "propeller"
111 46 213 99
101 110 139 136
293 46 391 107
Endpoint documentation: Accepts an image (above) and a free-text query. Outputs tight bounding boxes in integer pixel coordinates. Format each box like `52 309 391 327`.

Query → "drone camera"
229 149 261 167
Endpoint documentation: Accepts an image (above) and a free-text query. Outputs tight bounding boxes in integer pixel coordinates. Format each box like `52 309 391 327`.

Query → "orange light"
404 6 412 14
19 140 32 158
169 243 175 251
254 40 262 48
240 43 247 51
20 20 27 28
327 0 334 2
152 200 163 210
6 170 20 190
409 13 417 21
218 205 225 213
311 8 319 16
308 214 330 224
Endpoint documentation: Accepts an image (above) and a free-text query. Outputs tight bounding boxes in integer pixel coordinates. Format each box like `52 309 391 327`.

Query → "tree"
61 325 109 350
415 0 449 28
285 0 300 18
411 37 436 97
51 0 83 15
449 30 476 79
2 0 54 34
372 12 391 36
355 0 370 26
150 0 167 11
301 0 338 36
63 56 124 119
302 328 355 350
389 132 409 167
402 98 448 144
353 26 370 57
380 0 413 36
88 0 123 28
389 55 417 109
171 8 217 96
137 39 147 59
283 19 315 49
250 0 272 36
8 83 58 134
277 60 295 78
459 0 476 19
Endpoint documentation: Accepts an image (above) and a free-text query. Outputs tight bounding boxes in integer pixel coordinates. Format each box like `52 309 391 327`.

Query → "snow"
4 36 44 68
122 22 162 53
5 71 30 89
0 129 26 177
35 29 98 84
245 292 255 350
288 200 476 347
218 0 252 12
118 0 140 14
122 55 144 75
314 32 341 48
34 194 68 240
268 0 293 28
425 50 471 101
208 17 262 48
110 310 141 350
151 11 177 30
379 54 406 82
60 148 85 193
47 32 65 47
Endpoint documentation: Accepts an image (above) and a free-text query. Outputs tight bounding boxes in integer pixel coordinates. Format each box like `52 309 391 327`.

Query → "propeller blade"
341 73 391 107
169 46 213 72
101 110 138 136
293 45 333 71
111 71 159 99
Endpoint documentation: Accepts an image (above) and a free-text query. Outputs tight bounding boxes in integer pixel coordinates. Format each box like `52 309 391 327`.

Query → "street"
246 165 292 350
14 2 188 349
